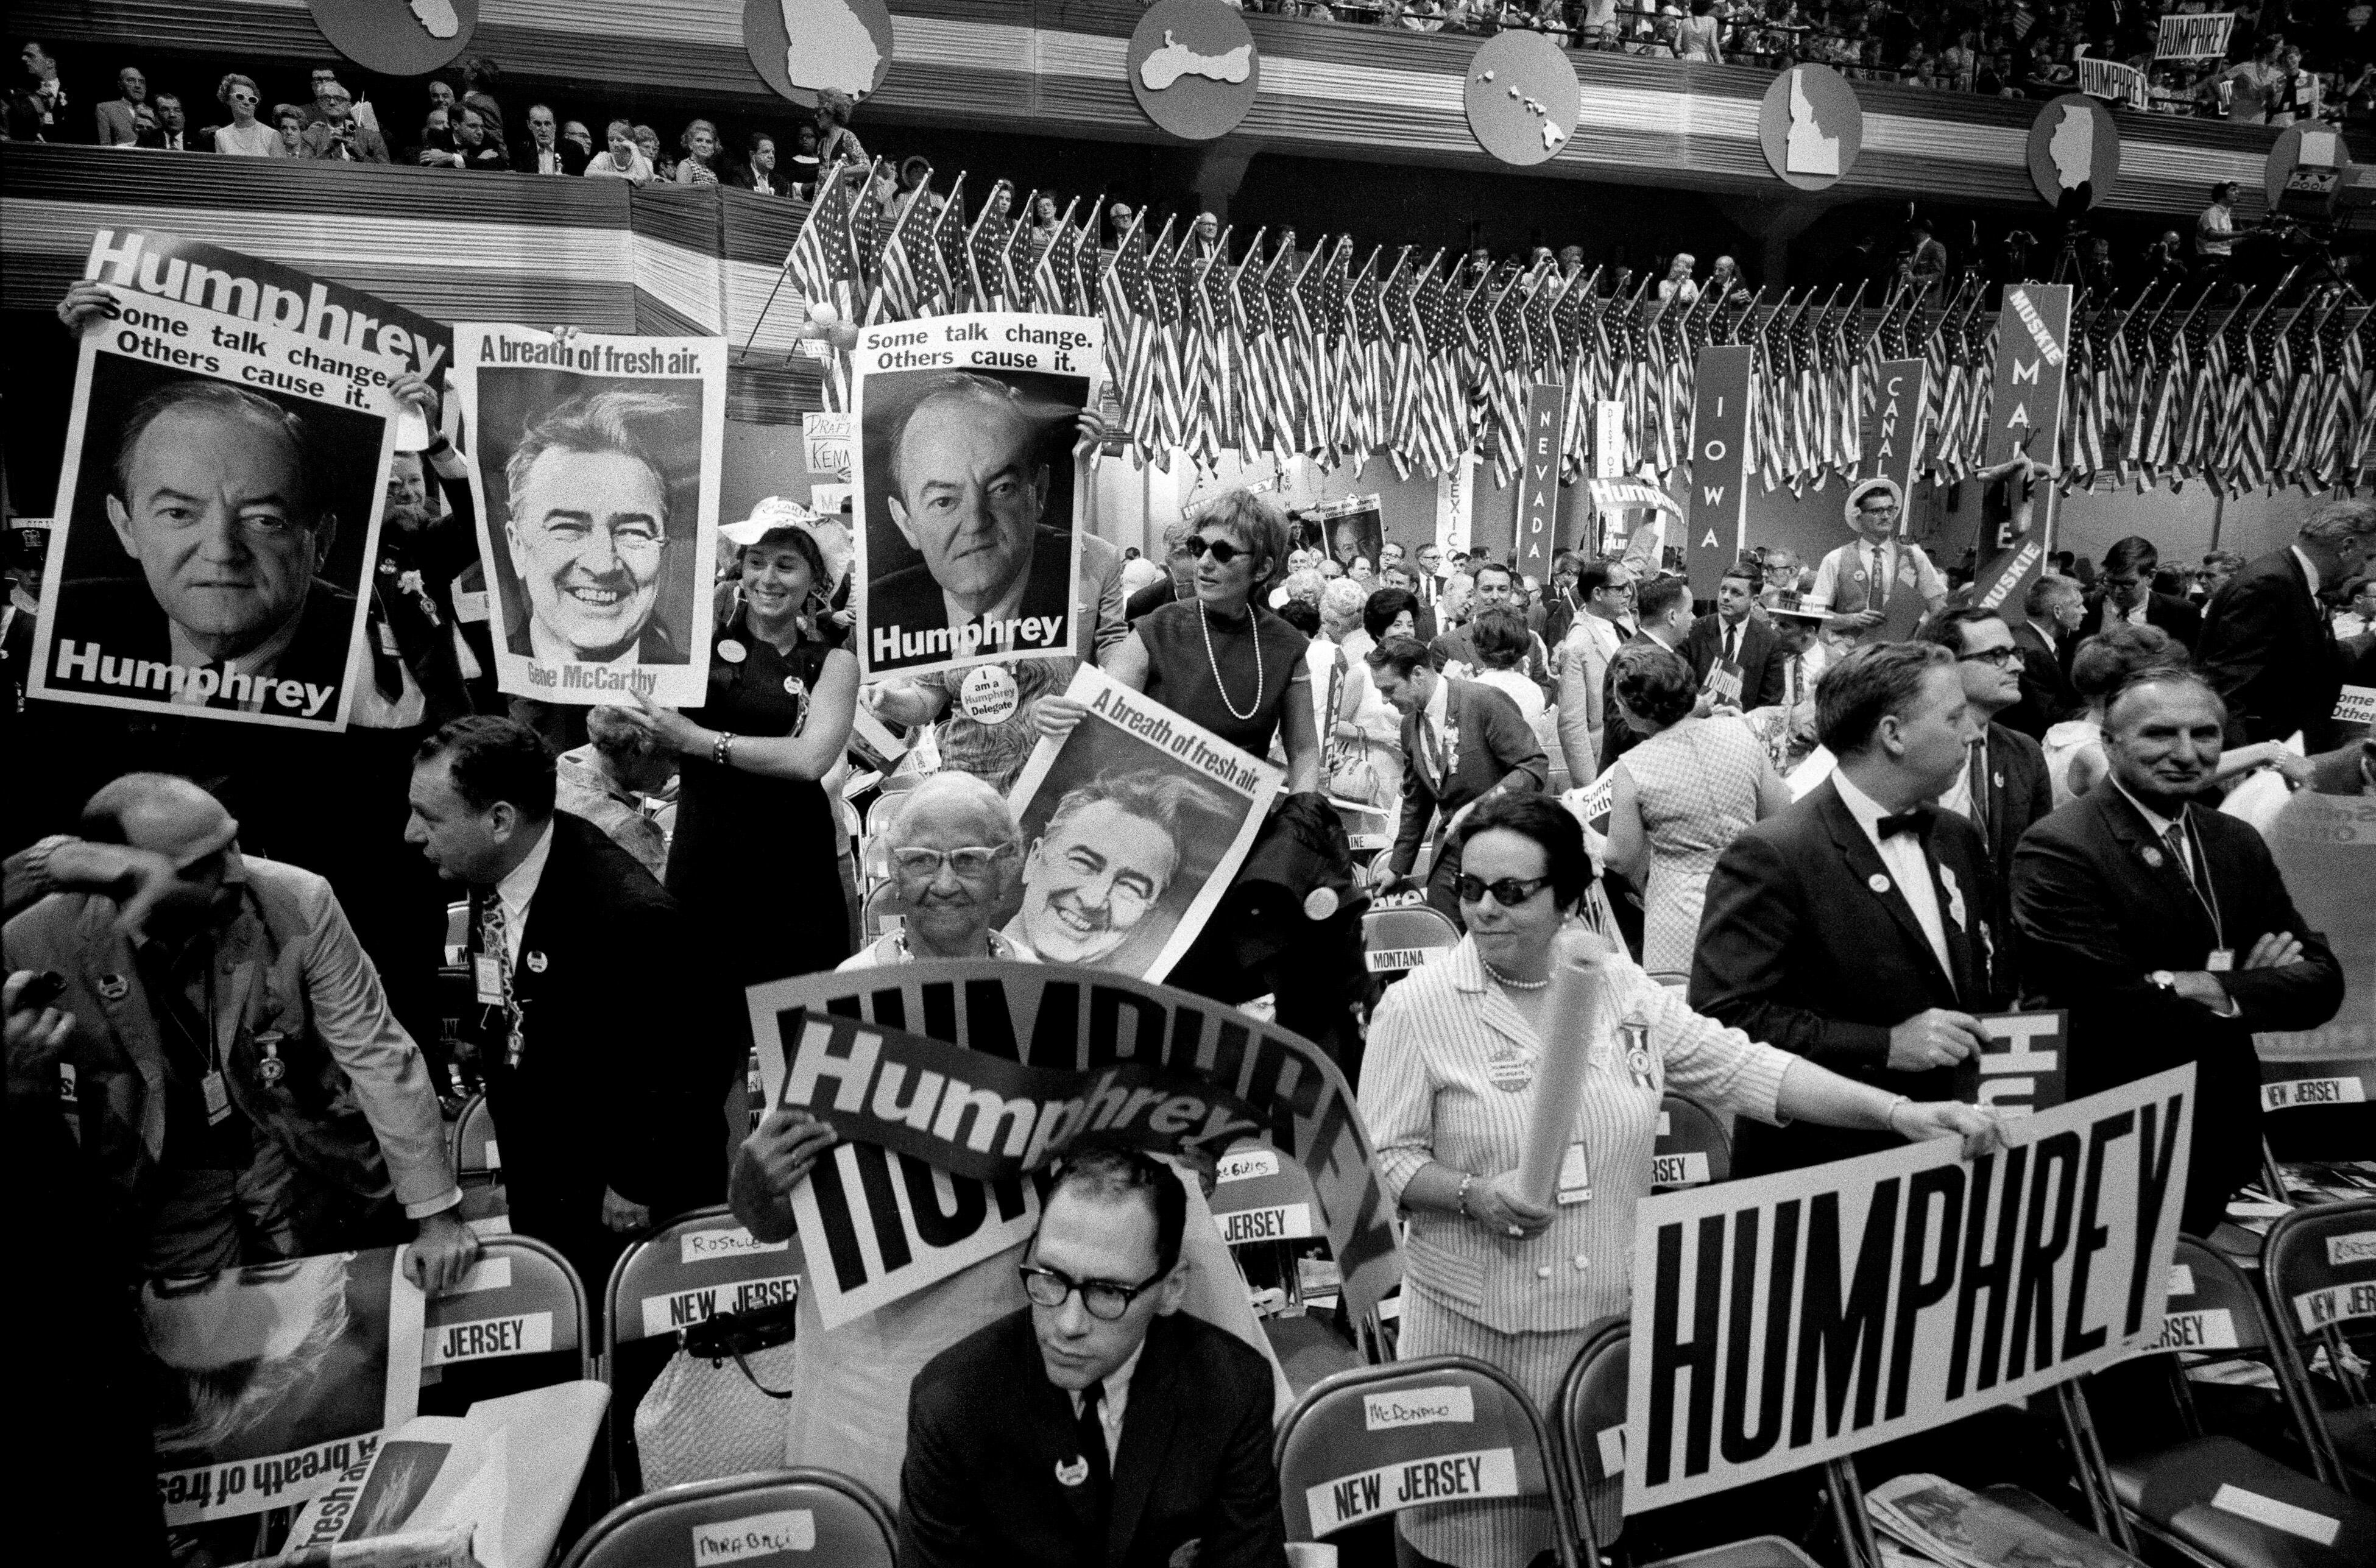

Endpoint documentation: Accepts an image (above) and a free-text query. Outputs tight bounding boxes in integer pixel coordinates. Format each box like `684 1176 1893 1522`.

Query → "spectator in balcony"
584 118 653 185
452 103 507 171
298 67 344 129
2217 34 2287 121
8 40 67 141
1705 253 1749 302
737 132 790 195
815 88 866 167
673 119 723 185
513 102 588 175
272 103 308 157
149 93 192 152
1941 28 1980 89
1025 191 1062 249
426 76 457 119
1657 252 1701 304
785 121 822 193
211 74 279 156
95 65 147 147
1907 217 1948 294
2269 41 2314 124
2197 180 2237 269
304 87 391 163
562 120 595 163
1680 0 1727 60
631 123 665 171
411 106 458 168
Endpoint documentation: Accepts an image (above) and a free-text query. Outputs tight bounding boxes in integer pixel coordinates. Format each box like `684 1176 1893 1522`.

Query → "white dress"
2043 717 2102 805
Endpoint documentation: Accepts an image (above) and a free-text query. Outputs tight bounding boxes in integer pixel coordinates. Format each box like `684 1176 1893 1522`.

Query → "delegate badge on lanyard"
1557 1143 1593 1205
474 954 506 1006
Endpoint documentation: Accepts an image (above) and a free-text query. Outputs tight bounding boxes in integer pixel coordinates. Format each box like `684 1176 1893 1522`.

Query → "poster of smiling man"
852 312 1099 680
1002 665 1279 980
29 234 417 731
453 328 723 706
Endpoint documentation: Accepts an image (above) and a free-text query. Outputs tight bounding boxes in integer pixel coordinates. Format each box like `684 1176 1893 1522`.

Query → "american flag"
966 180 1015 311
1031 197 1080 316
1193 227 1239 468
1485 264 1535 486
922 174 969 314
785 159 866 408
1232 233 1281 457
1271 235 1323 457
1068 196 1103 317
1405 253 1469 478
1144 219 1189 459
866 176 939 325
1000 190 1041 310
1377 248 1420 464
1343 246 1389 473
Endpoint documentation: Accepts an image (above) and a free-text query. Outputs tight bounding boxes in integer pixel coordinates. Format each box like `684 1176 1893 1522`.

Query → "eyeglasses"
1183 536 1252 566
1956 646 2024 668
1455 873 1554 907
888 844 1014 878
1019 1262 1161 1322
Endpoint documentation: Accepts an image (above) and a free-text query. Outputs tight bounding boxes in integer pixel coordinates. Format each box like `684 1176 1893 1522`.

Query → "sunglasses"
230 91 259 105
1183 537 1254 567
1456 873 1553 907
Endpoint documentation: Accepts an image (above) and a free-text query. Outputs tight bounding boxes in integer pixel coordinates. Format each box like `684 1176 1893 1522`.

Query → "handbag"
631 1299 803 1491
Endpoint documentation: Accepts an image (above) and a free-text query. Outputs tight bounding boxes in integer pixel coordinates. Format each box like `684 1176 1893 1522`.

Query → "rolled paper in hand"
1515 930 1611 1206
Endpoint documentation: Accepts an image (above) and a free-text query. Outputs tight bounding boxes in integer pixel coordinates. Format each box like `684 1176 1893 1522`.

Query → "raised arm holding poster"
29 232 423 732
1624 1065 2193 1514
853 312 1098 680
1002 664 1281 981
144 1245 426 1527
450 328 724 706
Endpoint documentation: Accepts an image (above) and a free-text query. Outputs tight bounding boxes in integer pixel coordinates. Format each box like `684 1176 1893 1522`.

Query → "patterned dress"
1618 715 1771 981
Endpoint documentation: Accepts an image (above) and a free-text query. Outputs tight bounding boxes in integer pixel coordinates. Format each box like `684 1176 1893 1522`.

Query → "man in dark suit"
1999 573 2084 739
868 371 1080 668
1692 643 2009 1176
1368 637 1548 925
1602 573 1699 774
510 102 590 175
1125 543 1195 624
2082 535 2202 649
404 717 730 1291
1429 560 1552 698
900 1146 1287 1568
51 378 359 716
1916 607 2053 970
1684 562 1787 711
2014 668 2344 1232
2196 503 2372 752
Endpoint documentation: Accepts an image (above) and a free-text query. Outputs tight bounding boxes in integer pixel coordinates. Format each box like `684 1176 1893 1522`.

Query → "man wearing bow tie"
2014 668 2342 1232
1692 643 2007 1176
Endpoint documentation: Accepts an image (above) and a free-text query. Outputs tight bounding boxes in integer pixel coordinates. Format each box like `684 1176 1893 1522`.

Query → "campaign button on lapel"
1868 874 1890 894
525 951 548 974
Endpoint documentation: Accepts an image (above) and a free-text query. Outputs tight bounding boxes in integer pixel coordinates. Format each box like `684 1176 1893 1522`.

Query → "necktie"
1966 741 1992 856
2162 824 2192 885
1724 622 1739 664
1423 715 1451 788
1872 546 1890 607
1787 657 1801 708
1077 1380 1111 1487
478 896 525 1067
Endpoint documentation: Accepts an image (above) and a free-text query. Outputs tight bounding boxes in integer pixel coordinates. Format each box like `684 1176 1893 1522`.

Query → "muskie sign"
751 960 1401 1330
1624 1065 2193 1511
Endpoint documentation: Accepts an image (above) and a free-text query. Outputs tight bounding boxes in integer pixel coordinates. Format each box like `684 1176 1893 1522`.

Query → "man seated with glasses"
899 1145 1289 1568
841 771 1034 967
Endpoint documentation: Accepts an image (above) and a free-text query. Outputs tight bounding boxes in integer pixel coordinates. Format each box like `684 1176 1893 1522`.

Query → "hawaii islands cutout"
1474 68 1568 151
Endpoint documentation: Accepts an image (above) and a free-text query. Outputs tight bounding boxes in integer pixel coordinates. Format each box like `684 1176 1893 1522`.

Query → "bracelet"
1455 1171 1474 1220
712 732 735 768
1883 1094 1911 1135
422 434 451 457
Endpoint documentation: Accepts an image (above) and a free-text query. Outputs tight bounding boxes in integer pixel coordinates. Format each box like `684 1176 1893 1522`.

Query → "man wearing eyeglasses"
500 388 691 668
900 1145 1289 1568
1370 637 1548 923
1915 607 2051 971
840 772 1036 967
1808 477 1946 646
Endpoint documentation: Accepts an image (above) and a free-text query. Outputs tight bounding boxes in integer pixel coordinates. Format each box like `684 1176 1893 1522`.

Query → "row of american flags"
784 159 2376 498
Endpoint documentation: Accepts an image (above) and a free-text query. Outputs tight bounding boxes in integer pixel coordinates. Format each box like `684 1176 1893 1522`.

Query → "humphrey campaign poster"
452 328 724 707
144 1245 426 1526
28 231 420 732
1004 665 1281 981
748 959 1401 1332
852 312 1098 680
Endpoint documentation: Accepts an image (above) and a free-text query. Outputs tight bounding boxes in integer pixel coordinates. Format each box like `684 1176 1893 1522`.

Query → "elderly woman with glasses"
1359 793 2002 1567
840 771 1034 967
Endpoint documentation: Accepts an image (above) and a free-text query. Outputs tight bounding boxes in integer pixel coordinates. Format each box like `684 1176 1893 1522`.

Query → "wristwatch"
2147 970 2178 991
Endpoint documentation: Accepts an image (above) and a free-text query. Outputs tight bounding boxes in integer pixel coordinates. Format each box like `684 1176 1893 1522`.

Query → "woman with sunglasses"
212 74 279 156
613 514 858 992
1359 793 2003 1567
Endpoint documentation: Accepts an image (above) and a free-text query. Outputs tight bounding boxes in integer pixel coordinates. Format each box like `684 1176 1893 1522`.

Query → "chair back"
606 1207 806 1357
1362 904 1462 976
1552 1316 1632 1552
451 1092 500 1182
1653 1092 1731 1189
443 899 470 956
2260 1198 2375 1488
1209 1139 1322 1249
422 1234 592 1382
1273 1354 1581 1565
560 1468 896 1568
2155 1233 2279 1357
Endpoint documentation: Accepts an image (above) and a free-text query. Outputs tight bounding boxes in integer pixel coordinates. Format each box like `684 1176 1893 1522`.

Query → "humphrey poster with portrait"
28 231 420 732
144 1245 426 1527
452 327 724 707
1002 665 1280 981
852 311 1099 680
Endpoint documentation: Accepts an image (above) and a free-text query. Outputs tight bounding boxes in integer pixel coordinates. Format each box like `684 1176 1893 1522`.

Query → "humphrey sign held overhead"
1625 1066 2193 1513
853 312 1097 680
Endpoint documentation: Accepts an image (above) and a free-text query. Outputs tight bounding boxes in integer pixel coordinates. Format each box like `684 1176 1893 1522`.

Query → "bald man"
842 772 1038 967
3 773 475 1285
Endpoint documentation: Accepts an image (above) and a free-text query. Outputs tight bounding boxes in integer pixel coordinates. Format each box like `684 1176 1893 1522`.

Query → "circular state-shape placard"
1757 65 1863 191
309 0 478 77
1463 30 1580 167
2026 93 2121 210
1128 0 1260 141
2263 122 2355 210
745 0 895 110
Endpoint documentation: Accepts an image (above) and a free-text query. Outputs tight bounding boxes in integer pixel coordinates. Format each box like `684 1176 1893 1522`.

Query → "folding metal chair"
1273 1354 1582 1564
2064 1234 2376 1568
1652 1092 1731 1190
1361 903 1462 980
448 1092 508 1231
2260 1199 2376 1497
559 1468 896 1568
602 1206 807 1500
422 1232 593 1385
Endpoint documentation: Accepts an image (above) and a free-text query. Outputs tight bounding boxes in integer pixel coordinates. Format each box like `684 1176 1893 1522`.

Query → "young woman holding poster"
1359 795 2001 1568
616 519 857 989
